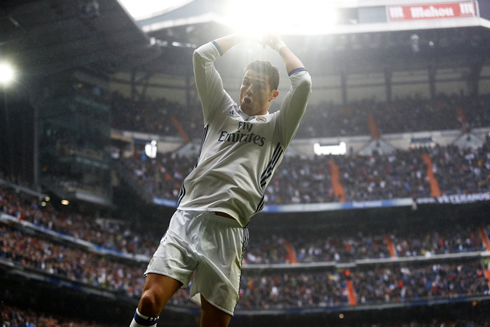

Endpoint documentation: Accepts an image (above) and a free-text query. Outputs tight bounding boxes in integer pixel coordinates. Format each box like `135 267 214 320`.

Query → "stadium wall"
478 0 490 19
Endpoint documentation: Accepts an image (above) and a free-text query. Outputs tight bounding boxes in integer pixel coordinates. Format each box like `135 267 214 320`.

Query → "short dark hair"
244 60 280 91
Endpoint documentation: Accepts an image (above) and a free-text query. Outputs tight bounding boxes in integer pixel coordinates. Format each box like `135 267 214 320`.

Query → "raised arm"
213 34 247 55
193 34 247 122
266 35 305 74
267 35 312 146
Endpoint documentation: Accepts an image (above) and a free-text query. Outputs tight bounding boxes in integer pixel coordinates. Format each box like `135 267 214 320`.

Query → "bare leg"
200 295 232 327
138 273 183 317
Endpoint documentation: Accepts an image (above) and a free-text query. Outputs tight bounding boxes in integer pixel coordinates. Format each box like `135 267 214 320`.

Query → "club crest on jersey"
256 117 267 123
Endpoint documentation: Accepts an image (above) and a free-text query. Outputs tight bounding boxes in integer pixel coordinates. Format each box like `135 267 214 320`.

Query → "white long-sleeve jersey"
177 41 312 227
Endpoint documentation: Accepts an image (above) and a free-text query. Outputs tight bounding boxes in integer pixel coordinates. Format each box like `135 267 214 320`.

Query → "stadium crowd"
431 144 490 196
109 92 490 139
354 260 489 305
118 139 490 205
0 304 117 327
1 183 490 312
238 260 490 309
0 225 145 298
2 223 488 311
1 186 488 265
237 271 349 310
110 92 203 139
0 186 158 257
298 93 490 138
286 230 391 263
392 223 485 257
2 303 489 327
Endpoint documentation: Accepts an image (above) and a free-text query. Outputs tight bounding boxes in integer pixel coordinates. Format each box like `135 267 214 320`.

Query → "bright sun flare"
224 0 338 35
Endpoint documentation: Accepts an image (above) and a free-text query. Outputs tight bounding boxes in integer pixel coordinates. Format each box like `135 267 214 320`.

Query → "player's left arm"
268 36 312 146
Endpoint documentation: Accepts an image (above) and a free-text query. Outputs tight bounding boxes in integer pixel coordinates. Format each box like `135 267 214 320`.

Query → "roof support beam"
428 63 437 100
384 66 393 103
467 53 486 97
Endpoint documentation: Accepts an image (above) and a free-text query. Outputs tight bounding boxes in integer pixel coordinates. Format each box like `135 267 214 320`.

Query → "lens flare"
0 62 15 85
224 0 337 35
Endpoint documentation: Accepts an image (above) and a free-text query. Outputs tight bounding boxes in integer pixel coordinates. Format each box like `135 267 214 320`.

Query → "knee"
139 289 164 317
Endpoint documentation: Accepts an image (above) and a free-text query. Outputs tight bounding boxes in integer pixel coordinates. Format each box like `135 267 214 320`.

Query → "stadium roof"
118 0 191 21
118 0 490 78
0 0 161 77
1 0 489 79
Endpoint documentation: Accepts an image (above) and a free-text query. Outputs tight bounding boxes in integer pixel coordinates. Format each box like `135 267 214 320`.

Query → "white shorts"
145 210 248 316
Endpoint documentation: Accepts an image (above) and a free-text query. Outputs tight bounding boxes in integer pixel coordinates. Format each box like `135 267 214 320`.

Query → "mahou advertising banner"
387 1 478 21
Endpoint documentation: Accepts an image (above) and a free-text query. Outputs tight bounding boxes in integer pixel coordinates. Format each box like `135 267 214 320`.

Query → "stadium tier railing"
153 194 490 212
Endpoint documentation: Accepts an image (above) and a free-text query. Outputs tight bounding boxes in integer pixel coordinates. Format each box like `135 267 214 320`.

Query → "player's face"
239 70 278 116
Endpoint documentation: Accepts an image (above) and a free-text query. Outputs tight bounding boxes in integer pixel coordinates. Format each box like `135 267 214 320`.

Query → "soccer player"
130 33 311 327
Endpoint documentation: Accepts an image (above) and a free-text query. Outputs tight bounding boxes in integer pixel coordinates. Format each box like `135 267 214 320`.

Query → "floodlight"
0 62 15 85
145 140 157 158
314 142 346 156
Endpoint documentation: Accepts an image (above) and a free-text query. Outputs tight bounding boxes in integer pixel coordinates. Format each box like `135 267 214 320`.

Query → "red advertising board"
387 2 478 21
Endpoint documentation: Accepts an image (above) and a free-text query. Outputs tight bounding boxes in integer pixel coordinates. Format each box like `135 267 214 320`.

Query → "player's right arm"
193 34 245 122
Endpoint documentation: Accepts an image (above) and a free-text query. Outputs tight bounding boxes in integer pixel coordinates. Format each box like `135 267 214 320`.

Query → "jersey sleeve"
275 69 312 146
193 41 234 123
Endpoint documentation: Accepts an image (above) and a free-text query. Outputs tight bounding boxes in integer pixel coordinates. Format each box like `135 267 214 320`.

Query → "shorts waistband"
177 209 243 228
206 212 241 228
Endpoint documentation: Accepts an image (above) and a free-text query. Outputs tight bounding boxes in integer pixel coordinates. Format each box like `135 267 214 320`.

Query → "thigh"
138 273 183 316
200 294 232 327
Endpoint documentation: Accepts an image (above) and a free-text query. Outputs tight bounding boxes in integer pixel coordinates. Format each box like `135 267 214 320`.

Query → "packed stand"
118 152 194 200
237 271 349 310
0 222 190 305
3 183 489 268
333 148 431 201
118 140 490 205
245 234 291 264
354 260 489 305
0 186 158 257
0 304 118 327
1 219 489 310
265 155 337 204
392 223 486 257
110 92 204 139
430 143 490 195
0 225 145 297
110 91 490 140
288 230 391 263
356 320 490 327
298 94 489 138
247 222 488 265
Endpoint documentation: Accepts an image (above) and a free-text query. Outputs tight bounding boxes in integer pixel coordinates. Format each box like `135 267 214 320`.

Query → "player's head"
240 60 279 116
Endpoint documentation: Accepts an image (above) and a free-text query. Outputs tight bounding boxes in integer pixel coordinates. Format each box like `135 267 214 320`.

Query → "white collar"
237 106 269 121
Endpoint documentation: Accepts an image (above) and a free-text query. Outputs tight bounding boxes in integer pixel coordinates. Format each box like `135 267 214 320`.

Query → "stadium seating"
110 93 490 139
1 184 489 313
115 140 489 205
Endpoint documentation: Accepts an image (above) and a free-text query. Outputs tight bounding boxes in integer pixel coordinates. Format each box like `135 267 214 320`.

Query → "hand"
242 33 285 51
241 32 268 49
264 34 286 52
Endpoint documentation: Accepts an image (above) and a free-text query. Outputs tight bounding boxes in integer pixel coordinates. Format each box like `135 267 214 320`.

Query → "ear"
269 90 279 102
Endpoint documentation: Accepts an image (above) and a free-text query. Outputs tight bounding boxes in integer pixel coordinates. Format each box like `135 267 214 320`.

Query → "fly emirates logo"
218 122 266 147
